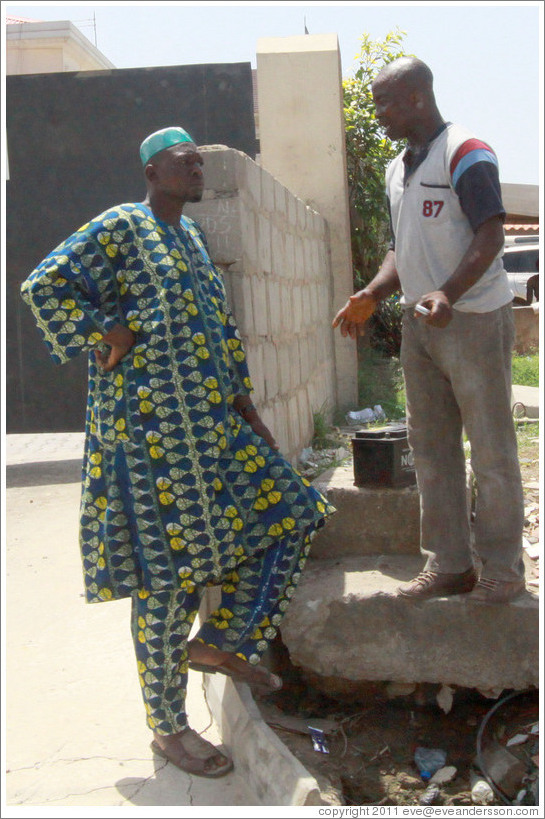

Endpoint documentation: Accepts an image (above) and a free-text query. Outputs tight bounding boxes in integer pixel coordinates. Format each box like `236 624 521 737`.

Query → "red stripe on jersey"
450 139 495 177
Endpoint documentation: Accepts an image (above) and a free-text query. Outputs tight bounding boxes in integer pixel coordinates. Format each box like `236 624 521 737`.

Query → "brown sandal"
151 727 234 778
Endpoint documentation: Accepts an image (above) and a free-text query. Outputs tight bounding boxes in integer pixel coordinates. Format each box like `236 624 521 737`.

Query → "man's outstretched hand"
332 291 378 339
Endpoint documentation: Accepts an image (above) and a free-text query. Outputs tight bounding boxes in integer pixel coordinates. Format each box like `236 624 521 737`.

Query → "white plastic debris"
470 771 494 804
506 733 529 747
418 783 440 805
522 538 541 560
436 684 455 714
346 408 375 424
430 765 457 785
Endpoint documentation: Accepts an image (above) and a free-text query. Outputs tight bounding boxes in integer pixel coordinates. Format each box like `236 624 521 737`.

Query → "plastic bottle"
414 747 447 781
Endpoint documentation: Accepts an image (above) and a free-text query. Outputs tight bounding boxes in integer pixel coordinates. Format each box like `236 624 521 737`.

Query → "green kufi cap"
139 126 195 165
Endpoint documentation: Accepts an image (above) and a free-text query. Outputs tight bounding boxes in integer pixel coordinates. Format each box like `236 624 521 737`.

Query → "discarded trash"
512 401 527 419
345 405 386 425
418 782 440 805
436 684 455 714
522 538 540 560
476 689 539 804
369 745 390 763
430 765 457 784
298 444 352 476
346 408 375 424
335 446 351 461
308 726 330 754
414 746 447 781
352 423 416 488
506 733 529 747
478 741 527 800
470 771 494 804
385 681 416 699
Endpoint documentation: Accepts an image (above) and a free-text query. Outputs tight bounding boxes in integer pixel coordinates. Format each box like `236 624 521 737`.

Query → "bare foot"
187 640 282 694
187 640 232 667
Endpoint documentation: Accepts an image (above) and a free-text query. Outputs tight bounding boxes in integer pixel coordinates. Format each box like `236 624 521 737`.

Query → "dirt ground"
259 683 538 806
260 423 540 807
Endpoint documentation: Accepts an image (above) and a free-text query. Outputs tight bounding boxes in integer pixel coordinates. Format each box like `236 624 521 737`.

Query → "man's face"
150 142 205 203
372 76 418 142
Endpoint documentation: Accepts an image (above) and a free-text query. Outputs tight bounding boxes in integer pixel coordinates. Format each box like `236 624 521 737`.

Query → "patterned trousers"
130 527 313 734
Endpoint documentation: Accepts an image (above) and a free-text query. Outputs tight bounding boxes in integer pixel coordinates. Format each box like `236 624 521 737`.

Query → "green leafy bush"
343 29 410 357
512 352 539 387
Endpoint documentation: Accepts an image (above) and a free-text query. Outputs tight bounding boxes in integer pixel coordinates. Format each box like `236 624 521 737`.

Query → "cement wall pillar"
256 33 358 413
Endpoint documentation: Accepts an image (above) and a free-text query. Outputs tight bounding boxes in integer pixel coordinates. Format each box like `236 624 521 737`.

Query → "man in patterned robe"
21 126 335 778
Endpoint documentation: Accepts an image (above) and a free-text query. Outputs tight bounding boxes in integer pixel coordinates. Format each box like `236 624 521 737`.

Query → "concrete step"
281 555 539 694
512 384 540 419
311 463 421 558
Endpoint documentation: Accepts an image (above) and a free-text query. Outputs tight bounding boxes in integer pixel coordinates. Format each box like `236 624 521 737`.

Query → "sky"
4 1 543 186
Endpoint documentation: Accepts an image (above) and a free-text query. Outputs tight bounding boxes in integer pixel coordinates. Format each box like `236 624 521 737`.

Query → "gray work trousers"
401 303 525 582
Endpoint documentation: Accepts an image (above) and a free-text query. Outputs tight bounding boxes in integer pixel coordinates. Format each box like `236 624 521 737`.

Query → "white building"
6 16 115 74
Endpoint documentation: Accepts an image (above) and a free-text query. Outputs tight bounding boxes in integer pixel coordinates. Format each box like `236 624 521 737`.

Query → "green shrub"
343 29 409 357
512 352 539 387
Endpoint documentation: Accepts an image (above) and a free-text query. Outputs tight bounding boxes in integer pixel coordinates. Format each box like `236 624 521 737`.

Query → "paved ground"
4 433 255 810
3 388 540 810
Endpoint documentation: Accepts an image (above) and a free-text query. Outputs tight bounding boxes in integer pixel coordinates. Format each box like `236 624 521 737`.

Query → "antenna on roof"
73 13 97 47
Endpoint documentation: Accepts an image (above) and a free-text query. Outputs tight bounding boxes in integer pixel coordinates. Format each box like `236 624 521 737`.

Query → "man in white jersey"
333 57 526 604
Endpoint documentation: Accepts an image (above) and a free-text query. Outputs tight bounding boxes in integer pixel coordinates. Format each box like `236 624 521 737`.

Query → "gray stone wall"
186 147 337 464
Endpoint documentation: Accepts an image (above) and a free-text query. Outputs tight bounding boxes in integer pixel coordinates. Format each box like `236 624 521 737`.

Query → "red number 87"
423 200 444 217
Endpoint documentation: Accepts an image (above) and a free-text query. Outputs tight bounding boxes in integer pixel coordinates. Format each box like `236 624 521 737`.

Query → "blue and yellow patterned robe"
21 204 334 603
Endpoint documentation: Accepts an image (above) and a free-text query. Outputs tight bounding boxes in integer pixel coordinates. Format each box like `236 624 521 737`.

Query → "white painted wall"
6 21 115 74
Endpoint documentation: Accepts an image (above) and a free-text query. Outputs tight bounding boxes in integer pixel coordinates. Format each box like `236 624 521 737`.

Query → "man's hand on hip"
95 323 136 371
248 416 279 451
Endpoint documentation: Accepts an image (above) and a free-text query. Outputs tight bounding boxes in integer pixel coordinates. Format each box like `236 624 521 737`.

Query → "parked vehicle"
502 236 539 304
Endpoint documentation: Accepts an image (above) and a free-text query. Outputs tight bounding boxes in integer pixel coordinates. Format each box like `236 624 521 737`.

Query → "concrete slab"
512 304 539 354
203 674 325 806
512 384 540 420
280 555 540 692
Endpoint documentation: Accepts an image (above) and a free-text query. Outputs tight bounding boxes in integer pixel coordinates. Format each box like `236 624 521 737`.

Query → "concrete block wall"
512 305 540 354
186 146 337 463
